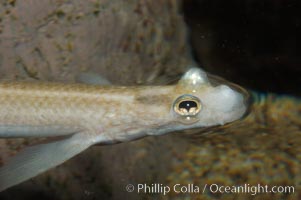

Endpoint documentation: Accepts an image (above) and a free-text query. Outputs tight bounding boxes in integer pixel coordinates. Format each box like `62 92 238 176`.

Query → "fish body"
0 82 174 141
0 67 249 191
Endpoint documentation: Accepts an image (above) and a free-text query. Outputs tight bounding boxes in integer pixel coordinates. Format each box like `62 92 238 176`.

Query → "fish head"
169 67 250 128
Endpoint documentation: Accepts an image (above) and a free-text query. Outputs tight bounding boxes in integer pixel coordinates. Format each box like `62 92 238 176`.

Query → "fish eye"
173 95 201 117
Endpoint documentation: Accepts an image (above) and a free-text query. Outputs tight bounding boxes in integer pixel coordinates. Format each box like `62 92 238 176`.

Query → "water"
0 0 298 199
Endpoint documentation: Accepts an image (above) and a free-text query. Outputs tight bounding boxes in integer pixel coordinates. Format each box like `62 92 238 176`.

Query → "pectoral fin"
0 132 92 191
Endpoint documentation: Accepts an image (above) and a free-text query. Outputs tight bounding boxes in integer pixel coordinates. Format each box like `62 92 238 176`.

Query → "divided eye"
173 95 201 116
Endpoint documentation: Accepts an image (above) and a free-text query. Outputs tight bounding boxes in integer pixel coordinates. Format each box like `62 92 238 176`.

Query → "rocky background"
0 0 192 84
0 0 193 199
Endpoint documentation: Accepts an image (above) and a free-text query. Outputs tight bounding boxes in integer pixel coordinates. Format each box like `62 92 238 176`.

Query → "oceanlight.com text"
125 183 295 196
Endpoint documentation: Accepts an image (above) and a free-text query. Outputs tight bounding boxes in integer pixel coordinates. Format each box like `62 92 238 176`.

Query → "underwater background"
0 0 299 200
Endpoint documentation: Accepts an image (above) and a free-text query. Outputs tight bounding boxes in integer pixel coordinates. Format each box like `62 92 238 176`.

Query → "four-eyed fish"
0 67 249 191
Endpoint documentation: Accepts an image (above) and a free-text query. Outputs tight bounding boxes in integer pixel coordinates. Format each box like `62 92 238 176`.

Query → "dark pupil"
179 100 197 112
